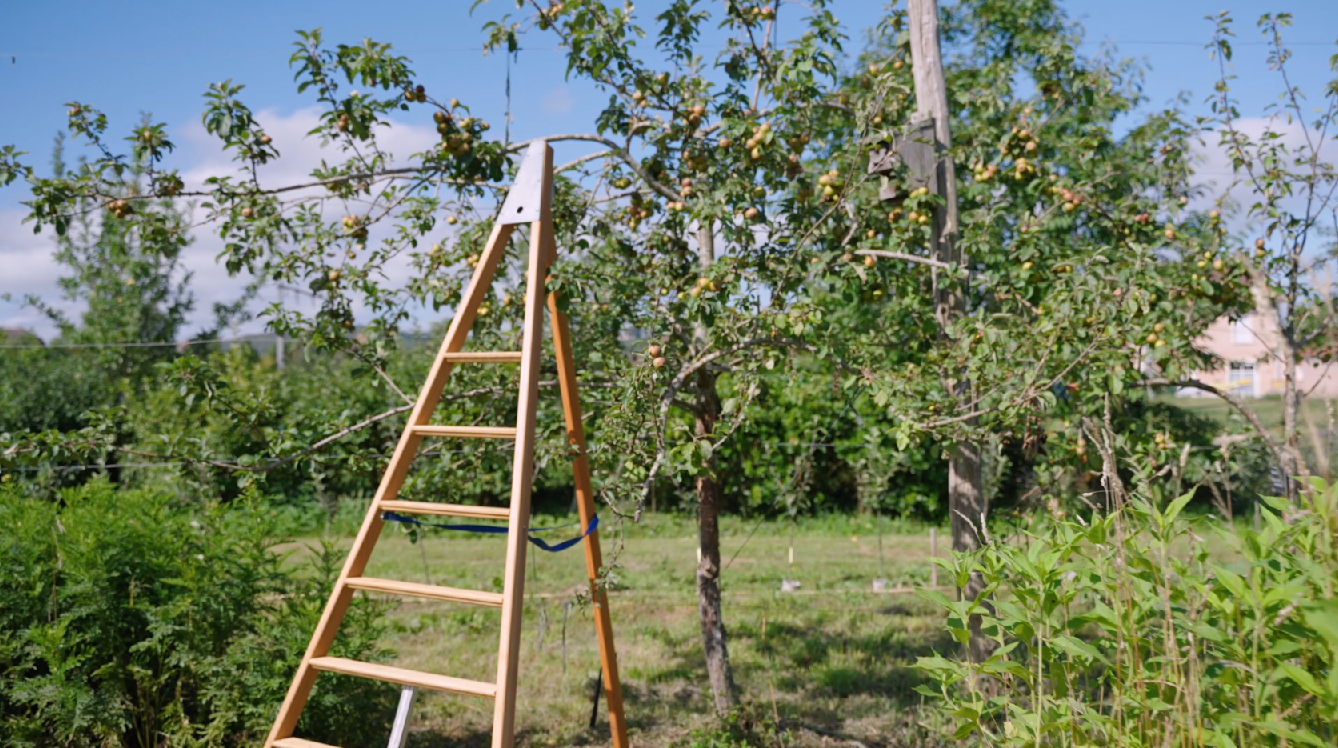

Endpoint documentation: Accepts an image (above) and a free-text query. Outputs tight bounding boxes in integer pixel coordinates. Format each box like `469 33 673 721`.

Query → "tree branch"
508 134 683 202
855 249 949 269
1138 377 1289 477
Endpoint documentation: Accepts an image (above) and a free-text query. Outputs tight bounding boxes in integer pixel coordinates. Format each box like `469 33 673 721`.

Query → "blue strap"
527 516 598 552
381 511 598 553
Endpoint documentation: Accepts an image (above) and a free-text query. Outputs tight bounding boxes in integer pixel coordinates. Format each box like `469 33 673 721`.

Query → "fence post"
929 528 938 588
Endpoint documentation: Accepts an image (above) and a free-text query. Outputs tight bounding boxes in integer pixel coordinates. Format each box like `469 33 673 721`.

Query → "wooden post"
929 528 938 588
908 0 989 661
906 0 985 579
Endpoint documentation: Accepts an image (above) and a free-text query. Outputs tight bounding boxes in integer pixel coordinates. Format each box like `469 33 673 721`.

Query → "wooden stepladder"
265 142 628 748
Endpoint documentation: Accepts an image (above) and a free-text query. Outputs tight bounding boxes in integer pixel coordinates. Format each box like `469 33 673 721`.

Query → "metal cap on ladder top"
499 141 553 226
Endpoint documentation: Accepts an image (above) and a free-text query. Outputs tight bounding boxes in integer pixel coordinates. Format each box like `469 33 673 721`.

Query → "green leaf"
1048 634 1107 664
1264 639 1302 657
1252 720 1326 747
1213 566 1248 600
1302 599 1338 649
1278 663 1322 696
1163 490 1194 525
915 588 953 608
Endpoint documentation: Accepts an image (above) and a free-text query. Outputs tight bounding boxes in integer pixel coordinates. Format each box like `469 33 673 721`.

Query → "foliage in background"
32 132 197 379
714 362 949 519
0 478 394 748
0 132 201 493
0 346 115 437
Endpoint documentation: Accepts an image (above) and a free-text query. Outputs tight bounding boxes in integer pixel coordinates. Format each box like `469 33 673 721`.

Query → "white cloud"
1192 116 1338 225
174 106 449 335
0 208 70 336
178 106 440 188
1 107 458 342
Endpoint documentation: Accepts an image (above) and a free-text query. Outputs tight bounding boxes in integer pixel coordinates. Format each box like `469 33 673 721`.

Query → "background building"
1191 313 1338 398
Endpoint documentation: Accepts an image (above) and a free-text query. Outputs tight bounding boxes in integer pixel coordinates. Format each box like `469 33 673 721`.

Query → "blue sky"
2 0 1335 338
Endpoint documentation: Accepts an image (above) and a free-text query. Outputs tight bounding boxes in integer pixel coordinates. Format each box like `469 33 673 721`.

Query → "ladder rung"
309 657 496 698
378 500 510 521
345 577 504 607
413 425 517 439
440 351 523 363
273 739 338 748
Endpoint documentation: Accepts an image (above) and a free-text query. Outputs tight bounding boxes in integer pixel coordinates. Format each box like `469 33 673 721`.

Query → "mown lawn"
280 514 957 747
1163 394 1335 438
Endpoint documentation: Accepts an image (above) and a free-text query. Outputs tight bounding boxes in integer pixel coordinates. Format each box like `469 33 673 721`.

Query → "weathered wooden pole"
906 0 990 662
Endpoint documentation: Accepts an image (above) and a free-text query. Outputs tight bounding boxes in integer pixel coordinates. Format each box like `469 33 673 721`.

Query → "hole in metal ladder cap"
516 206 524 213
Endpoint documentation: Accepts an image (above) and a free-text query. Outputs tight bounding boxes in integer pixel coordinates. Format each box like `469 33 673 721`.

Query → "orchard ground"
1166 395 1334 439
276 512 1239 748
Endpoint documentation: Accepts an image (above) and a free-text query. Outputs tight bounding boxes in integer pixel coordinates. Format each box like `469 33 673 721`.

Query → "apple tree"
1189 12 1338 500
0 0 1263 711
2 0 861 712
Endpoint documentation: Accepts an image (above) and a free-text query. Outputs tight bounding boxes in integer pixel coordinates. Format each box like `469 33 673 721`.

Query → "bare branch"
508 134 683 202
557 150 614 173
371 362 414 405
855 249 950 269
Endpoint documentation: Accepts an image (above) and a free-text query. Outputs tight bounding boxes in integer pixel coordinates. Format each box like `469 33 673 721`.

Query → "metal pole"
561 601 572 675
877 512 885 579
275 285 286 370
387 686 416 748
589 671 603 730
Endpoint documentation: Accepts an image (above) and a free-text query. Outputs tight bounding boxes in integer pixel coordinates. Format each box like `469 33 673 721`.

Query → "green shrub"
915 480 1338 747
678 707 789 748
0 479 395 748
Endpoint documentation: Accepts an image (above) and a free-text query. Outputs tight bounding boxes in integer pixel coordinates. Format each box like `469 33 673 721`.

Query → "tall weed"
916 479 1338 747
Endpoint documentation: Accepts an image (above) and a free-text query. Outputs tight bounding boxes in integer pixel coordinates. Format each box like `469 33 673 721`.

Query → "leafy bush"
0 347 116 436
0 478 395 748
916 480 1338 747
678 707 789 748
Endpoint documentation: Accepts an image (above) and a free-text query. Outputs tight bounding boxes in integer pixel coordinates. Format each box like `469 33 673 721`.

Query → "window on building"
1228 361 1255 395
1232 315 1254 345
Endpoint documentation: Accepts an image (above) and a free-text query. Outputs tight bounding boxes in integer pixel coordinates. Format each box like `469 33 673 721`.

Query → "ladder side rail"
545 243 629 748
491 143 555 748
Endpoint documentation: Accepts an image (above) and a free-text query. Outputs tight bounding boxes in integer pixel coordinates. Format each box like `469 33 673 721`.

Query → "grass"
279 513 957 748
1162 394 1335 438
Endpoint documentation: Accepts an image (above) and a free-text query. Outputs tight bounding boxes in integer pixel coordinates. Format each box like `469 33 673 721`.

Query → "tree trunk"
908 0 992 659
1251 269 1300 501
1283 254 1300 500
694 368 738 713
1282 252 1301 501
693 222 738 713
949 441 989 661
